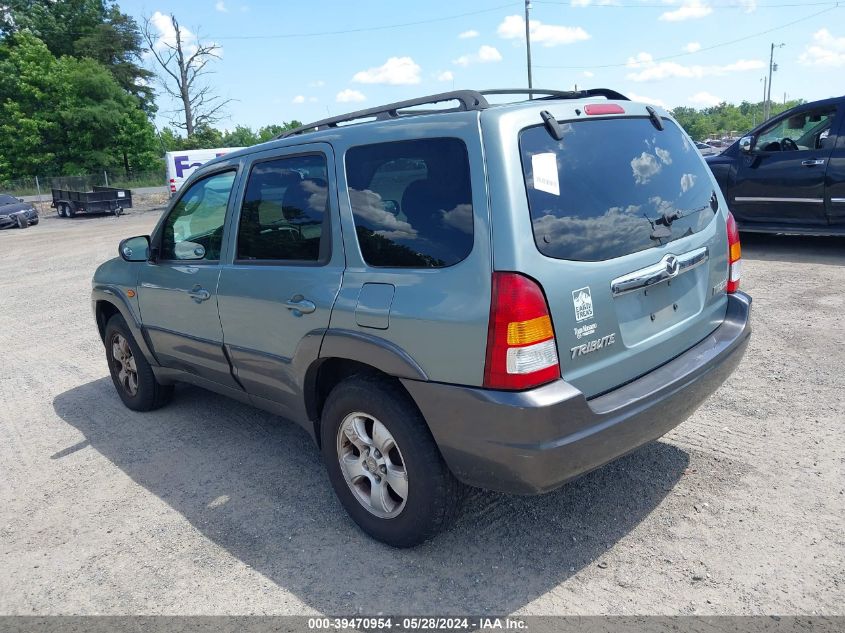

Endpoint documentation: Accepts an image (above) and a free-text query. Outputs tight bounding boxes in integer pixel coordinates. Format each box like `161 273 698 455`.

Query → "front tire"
321 375 464 548
104 314 173 411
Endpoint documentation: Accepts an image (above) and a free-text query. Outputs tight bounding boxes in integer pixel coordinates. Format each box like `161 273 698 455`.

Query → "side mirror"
18 198 24 203
739 136 754 154
119 235 150 262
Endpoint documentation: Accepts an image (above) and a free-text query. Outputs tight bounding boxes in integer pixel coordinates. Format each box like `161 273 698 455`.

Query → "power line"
210 2 521 40
534 5 839 69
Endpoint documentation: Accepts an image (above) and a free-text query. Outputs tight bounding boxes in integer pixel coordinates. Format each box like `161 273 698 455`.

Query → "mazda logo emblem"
665 255 680 276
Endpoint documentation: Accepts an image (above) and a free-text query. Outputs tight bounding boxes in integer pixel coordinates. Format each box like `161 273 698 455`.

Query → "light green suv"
92 89 752 547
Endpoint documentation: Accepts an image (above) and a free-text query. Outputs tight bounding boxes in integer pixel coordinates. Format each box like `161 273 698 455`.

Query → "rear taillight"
484 272 560 390
726 212 741 293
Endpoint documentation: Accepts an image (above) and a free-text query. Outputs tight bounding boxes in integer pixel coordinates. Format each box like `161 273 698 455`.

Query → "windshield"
0 194 18 205
520 116 717 262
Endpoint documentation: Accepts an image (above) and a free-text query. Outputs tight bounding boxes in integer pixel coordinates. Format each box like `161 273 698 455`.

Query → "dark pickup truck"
706 95 845 235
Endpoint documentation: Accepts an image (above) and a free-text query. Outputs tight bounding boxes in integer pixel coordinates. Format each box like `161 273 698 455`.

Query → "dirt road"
1 209 842 615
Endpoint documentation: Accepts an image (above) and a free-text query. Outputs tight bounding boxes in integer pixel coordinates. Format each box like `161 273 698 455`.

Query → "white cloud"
292 95 305 104
352 56 421 85
739 0 757 12
582 70 594 78
626 52 763 81
309 96 318 103
627 92 668 108
497 14 589 47
215 1 227 12
631 152 662 185
308 80 325 88
453 45 503 67
680 173 697 193
684 41 702 53
799 29 845 67
655 147 672 165
459 30 479 39
148 11 211 59
689 91 723 107
437 70 454 82
336 89 366 103
659 0 712 22
441 204 473 234
571 0 619 6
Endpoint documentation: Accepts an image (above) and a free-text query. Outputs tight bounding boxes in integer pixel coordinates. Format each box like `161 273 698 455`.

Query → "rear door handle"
801 159 826 166
285 297 316 316
188 285 211 303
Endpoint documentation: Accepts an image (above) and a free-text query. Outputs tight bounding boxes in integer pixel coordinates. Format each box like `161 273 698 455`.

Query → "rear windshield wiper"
647 192 717 240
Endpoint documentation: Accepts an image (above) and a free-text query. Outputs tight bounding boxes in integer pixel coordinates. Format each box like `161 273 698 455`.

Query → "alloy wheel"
111 333 139 396
337 412 409 519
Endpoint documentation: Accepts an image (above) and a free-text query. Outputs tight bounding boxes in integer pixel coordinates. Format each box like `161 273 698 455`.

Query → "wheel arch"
304 329 430 446
92 287 159 366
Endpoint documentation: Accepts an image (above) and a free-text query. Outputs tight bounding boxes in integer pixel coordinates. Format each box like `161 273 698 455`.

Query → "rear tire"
104 314 173 411
57 204 66 218
321 375 464 548
65 202 76 218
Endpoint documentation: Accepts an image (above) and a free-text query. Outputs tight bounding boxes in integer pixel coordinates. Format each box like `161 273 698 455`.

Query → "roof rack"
480 88 629 102
274 87 629 140
275 90 489 139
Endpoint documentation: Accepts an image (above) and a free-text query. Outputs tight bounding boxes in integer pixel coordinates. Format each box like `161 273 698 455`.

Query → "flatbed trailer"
51 186 132 218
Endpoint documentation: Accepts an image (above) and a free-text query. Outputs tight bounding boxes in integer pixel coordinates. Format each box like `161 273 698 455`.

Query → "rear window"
345 138 473 268
520 117 717 262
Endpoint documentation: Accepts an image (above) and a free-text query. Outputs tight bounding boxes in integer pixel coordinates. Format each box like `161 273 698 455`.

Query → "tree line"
671 99 804 142
0 0 811 183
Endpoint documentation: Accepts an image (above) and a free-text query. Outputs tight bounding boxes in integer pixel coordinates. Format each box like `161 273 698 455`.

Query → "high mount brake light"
726 212 741 293
584 103 625 115
484 272 560 390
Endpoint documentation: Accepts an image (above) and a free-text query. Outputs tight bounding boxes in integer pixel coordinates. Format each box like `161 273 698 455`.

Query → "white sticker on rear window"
531 152 560 196
572 286 594 322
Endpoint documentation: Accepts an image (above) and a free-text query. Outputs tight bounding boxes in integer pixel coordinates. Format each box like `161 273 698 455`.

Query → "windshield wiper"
647 191 716 240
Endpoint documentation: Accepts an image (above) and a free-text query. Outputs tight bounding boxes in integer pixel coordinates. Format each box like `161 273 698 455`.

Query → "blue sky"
123 0 845 132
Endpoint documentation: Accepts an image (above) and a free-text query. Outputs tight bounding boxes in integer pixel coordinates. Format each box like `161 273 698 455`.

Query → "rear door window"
520 117 717 262
345 138 473 268
237 154 330 262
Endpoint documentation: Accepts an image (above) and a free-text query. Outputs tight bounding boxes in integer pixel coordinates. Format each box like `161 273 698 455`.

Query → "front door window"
161 171 236 261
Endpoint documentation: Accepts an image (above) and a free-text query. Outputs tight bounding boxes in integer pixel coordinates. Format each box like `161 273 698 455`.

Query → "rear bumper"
402 292 752 495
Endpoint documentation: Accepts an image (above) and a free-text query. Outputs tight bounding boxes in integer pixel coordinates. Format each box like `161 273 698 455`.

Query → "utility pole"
765 42 785 120
525 0 533 96
761 76 767 122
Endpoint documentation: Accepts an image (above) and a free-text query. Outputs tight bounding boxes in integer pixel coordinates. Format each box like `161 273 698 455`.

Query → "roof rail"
274 90 490 139
273 87 630 140
480 88 629 101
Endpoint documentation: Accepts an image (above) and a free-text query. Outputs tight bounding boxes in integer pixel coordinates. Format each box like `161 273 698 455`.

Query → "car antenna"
646 105 664 131
540 110 564 140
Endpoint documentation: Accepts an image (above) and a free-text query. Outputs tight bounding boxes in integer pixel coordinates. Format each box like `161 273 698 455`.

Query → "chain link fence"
0 169 165 199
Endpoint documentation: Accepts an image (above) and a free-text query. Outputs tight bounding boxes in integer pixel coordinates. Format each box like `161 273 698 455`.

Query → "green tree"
0 33 159 178
257 122 302 142
1 0 154 112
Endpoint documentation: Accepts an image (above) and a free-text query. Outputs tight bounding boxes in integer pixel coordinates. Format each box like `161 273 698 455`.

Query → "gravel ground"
0 206 843 616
